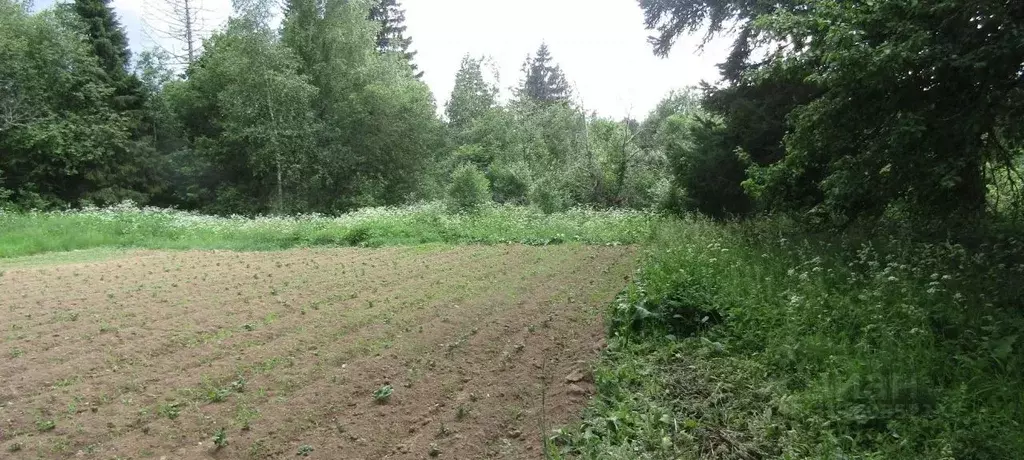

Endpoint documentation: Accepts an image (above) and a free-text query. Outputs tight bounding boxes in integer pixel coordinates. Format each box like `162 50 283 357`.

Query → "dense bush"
446 164 491 213
488 161 532 205
660 114 751 218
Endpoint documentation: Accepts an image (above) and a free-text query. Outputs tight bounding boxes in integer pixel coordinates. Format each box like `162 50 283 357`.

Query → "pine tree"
519 43 571 105
368 0 421 78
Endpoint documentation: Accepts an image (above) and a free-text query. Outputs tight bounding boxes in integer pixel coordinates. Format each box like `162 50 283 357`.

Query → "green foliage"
660 114 751 218
528 178 564 215
487 161 531 205
368 0 421 77
0 0 140 208
373 384 394 403
68 0 144 111
518 43 571 105
636 88 700 151
186 15 319 213
35 419 56 432
988 158 1024 222
747 0 1023 229
148 0 444 214
446 164 491 213
446 55 497 136
642 0 1024 230
0 203 654 258
158 402 182 419
559 216 1024 459
212 427 228 449
446 64 668 212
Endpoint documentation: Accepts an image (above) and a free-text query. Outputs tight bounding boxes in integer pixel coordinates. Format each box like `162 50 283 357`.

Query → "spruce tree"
281 0 323 74
519 43 571 104
446 55 497 133
368 0 422 78
70 0 145 111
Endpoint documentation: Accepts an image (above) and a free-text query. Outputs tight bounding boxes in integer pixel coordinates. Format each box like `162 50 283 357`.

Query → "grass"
552 216 1024 459
0 201 654 259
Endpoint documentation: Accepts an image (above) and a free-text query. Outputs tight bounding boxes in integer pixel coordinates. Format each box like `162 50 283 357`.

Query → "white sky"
39 0 732 118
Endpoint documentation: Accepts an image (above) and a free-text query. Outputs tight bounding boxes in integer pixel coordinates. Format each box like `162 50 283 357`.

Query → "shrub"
446 164 491 213
660 114 752 218
488 161 531 205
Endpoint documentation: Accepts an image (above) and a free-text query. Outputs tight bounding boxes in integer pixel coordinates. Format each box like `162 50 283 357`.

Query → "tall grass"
555 216 1024 459
0 202 655 258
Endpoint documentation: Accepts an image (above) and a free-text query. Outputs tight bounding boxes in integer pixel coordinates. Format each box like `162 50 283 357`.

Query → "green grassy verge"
553 217 1024 459
0 202 654 258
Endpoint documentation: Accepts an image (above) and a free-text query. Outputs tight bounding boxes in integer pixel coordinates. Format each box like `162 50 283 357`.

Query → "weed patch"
555 216 1024 459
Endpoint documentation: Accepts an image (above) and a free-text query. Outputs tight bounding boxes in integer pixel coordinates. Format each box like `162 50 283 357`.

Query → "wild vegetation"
2 0 1023 458
0 203 652 258
552 218 1024 459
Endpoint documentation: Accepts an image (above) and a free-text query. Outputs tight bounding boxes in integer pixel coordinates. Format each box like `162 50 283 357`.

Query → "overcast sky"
39 0 732 118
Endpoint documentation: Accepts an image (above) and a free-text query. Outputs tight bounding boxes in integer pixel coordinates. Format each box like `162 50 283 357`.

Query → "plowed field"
0 245 634 459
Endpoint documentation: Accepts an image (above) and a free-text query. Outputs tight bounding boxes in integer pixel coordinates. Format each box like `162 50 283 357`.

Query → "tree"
642 0 1024 228
170 0 320 214
70 0 148 112
518 43 571 105
282 0 442 210
445 55 497 135
368 0 421 78
70 0 132 78
637 88 699 151
660 113 750 217
639 0 815 219
0 0 137 207
639 0 796 71
747 0 1024 227
446 163 490 213
143 0 206 65
281 0 323 75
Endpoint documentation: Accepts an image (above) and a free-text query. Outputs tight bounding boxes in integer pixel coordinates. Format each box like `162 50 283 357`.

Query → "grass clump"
0 202 654 258
554 216 1024 459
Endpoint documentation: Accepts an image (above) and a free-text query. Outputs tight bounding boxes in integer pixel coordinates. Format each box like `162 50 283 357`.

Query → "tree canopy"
640 0 1024 229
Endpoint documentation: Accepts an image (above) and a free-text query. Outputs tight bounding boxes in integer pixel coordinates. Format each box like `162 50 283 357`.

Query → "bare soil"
0 244 635 459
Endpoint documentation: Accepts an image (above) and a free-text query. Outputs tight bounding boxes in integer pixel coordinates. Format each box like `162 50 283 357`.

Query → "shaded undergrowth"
554 216 1024 459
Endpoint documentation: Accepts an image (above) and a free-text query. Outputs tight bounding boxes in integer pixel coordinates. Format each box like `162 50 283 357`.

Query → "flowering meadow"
0 201 655 258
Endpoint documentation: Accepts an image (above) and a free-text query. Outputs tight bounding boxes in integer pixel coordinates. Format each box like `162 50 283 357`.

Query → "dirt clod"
567 384 588 396
565 369 586 383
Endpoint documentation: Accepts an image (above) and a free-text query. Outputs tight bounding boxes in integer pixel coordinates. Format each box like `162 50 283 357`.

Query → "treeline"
0 0 679 215
4 0 1022 233
2 0 441 214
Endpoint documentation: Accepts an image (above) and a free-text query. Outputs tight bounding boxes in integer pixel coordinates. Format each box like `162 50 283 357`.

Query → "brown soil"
0 245 635 459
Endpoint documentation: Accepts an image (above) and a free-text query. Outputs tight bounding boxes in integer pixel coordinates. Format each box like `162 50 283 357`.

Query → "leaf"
992 335 1017 360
